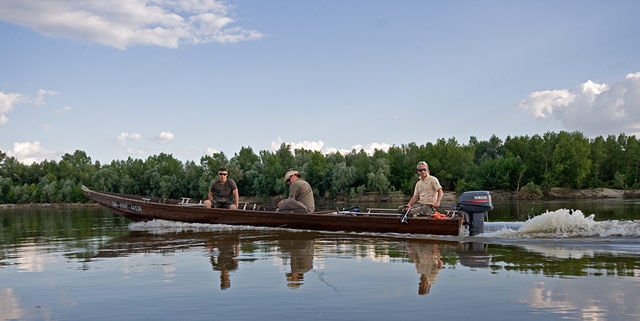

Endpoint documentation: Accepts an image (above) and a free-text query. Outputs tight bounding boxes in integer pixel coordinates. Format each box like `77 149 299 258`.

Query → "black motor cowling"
457 191 492 236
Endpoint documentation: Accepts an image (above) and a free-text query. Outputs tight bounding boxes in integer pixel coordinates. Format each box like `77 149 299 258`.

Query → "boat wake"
484 209 640 238
128 219 284 234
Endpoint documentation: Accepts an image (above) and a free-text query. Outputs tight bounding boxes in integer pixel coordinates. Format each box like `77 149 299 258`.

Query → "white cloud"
0 89 60 125
351 142 392 155
207 147 218 155
117 132 129 146
32 89 58 105
0 91 27 125
271 137 326 152
517 72 640 136
55 105 71 113
271 137 391 156
322 147 352 155
516 89 576 119
153 131 174 143
116 132 143 146
0 0 264 50
127 148 146 156
7 141 57 164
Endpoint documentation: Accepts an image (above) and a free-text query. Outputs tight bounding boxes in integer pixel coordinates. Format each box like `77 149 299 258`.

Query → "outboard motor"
457 191 493 236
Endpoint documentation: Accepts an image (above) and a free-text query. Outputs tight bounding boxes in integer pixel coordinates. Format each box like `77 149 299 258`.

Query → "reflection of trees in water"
1 208 130 261
406 241 443 295
459 243 640 277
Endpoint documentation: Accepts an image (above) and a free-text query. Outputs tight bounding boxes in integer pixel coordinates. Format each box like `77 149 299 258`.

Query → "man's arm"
433 188 443 208
407 193 419 208
233 189 239 208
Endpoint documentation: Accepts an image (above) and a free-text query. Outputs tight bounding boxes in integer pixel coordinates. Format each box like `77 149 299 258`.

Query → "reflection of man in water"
278 238 315 289
206 237 240 290
407 241 443 295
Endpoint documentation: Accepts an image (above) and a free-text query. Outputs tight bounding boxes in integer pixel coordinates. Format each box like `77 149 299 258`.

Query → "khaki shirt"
413 175 442 205
289 179 315 213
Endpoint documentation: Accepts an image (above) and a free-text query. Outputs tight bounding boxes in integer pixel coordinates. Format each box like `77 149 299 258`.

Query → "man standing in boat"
204 167 239 210
277 170 315 213
400 161 443 217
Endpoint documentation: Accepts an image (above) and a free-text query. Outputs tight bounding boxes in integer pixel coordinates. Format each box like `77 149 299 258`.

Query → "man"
400 161 443 217
277 170 315 213
204 167 239 210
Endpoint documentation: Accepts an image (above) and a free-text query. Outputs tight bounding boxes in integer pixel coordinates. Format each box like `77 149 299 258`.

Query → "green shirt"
288 179 315 213
210 178 237 203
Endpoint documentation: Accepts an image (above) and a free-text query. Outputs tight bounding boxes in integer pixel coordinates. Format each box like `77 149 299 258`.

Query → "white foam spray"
128 219 290 234
485 209 640 238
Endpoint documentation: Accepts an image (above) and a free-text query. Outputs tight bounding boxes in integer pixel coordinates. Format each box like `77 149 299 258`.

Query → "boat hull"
82 187 463 236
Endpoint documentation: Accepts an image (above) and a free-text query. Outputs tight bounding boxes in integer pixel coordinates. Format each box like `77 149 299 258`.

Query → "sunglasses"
218 173 228 176
417 168 427 172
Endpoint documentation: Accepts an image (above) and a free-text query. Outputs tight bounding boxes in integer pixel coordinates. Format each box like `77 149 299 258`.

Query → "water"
1 201 640 321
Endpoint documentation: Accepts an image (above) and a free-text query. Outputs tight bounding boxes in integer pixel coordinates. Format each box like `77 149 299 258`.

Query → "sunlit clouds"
32 89 58 105
6 141 57 164
517 72 640 136
0 89 60 125
116 132 173 157
0 0 264 50
116 132 143 147
270 137 391 155
153 131 175 143
55 105 72 113
0 91 26 125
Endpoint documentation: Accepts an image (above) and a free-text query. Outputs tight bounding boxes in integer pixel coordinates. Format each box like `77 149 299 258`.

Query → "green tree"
92 168 120 192
301 150 327 195
330 162 357 198
551 131 591 188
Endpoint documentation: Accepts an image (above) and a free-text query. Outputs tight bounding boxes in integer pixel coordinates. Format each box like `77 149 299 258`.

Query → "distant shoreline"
2 188 640 209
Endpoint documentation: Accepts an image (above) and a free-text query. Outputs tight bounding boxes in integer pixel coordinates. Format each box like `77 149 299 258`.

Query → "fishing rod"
400 208 410 224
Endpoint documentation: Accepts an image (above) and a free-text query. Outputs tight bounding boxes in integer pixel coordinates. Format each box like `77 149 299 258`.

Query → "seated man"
399 161 443 217
204 167 239 210
277 170 315 214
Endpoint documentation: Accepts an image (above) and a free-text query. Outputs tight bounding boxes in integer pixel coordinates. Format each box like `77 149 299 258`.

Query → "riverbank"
3 187 639 209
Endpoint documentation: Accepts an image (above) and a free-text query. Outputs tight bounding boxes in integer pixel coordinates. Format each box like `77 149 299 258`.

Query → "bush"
518 181 543 200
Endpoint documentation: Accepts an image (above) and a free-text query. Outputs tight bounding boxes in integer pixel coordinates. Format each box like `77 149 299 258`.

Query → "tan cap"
284 170 299 182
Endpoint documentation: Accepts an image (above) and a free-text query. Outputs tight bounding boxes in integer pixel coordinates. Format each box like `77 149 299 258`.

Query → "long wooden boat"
82 186 464 236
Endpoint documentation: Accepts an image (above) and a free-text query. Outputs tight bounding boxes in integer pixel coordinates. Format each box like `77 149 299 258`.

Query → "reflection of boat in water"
82 186 473 235
87 225 639 299
90 229 324 290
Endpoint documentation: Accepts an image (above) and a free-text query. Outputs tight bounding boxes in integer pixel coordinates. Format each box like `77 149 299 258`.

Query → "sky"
1 0 639 165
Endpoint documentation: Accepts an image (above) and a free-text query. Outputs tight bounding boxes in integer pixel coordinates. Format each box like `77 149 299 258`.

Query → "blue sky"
1 0 639 164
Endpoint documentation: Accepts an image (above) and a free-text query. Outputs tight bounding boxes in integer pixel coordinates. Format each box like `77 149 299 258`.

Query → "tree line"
1 131 640 204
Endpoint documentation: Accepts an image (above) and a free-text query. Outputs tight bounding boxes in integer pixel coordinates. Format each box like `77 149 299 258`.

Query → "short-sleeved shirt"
210 178 237 203
413 175 442 205
288 179 315 213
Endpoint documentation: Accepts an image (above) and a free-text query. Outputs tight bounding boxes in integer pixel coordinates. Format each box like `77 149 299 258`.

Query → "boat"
82 186 493 236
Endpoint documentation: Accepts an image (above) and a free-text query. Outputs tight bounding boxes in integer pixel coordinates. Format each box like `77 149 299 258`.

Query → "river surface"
1 200 640 321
